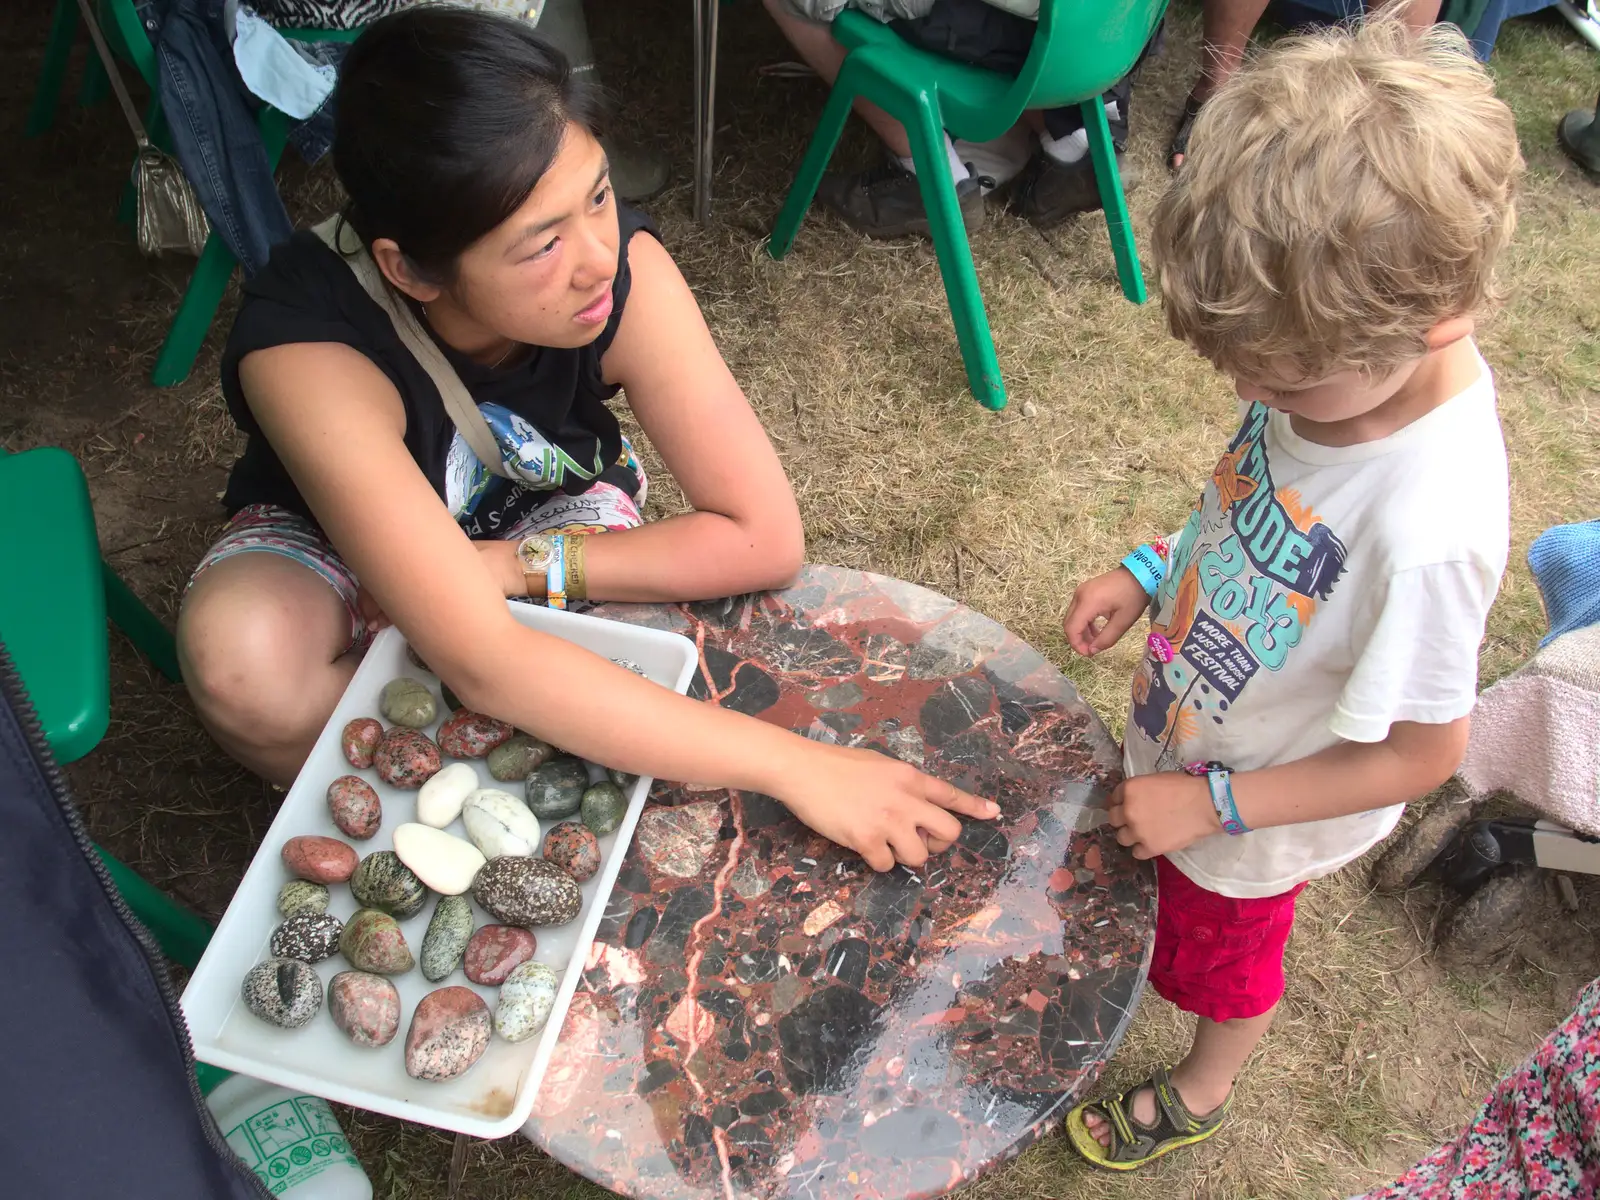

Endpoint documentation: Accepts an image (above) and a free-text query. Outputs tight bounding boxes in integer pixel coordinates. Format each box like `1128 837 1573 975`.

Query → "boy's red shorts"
1148 856 1305 1023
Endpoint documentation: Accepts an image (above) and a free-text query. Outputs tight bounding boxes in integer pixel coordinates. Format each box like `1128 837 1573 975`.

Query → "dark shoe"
815 159 985 240
1169 92 1203 172
1557 93 1600 180
601 137 669 203
1007 151 1141 230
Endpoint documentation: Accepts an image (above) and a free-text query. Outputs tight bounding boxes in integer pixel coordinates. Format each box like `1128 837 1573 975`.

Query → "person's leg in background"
537 0 669 202
1008 70 1140 227
762 0 986 239
1171 0 1442 170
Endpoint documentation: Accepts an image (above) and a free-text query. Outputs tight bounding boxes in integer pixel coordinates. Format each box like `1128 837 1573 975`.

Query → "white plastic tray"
181 601 698 1138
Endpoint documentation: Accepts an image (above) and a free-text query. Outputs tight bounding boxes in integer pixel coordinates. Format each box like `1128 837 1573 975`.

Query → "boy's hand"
1107 771 1222 859
776 744 999 872
1062 567 1151 656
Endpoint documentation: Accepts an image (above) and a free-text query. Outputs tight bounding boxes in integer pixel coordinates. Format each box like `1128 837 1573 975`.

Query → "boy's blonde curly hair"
1150 16 1522 383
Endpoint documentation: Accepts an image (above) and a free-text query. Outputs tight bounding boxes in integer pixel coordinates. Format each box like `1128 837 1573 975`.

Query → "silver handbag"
77 0 210 258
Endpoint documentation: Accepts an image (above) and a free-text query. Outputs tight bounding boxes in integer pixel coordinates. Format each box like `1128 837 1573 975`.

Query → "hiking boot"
815 159 986 240
1007 150 1142 230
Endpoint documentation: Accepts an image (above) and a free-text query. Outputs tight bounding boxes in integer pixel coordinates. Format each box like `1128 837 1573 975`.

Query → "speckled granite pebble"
462 925 537 985
420 894 474 982
493 961 559 1043
472 855 581 928
341 718 383 769
276 880 329 919
438 709 513 759
241 959 322 1029
405 987 491 1081
542 821 601 882
269 911 343 963
374 727 441 789
327 775 382 840
328 971 400 1048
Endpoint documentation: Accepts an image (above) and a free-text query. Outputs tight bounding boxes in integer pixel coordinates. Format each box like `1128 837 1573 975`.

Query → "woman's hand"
1062 567 1151 656
772 743 999 872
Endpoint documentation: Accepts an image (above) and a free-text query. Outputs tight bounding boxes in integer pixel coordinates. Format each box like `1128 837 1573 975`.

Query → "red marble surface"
523 567 1154 1199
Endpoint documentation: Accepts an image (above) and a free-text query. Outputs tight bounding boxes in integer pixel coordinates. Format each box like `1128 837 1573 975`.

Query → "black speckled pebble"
269 911 343 963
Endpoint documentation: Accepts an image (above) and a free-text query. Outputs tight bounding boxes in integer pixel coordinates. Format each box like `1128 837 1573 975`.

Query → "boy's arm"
1107 717 1469 860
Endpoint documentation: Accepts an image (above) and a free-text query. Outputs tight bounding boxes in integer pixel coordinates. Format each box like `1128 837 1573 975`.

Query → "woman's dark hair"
332 6 604 280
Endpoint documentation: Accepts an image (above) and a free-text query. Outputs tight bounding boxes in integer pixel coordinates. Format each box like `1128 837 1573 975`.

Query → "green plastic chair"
769 0 1169 411
26 0 360 388
0 446 212 969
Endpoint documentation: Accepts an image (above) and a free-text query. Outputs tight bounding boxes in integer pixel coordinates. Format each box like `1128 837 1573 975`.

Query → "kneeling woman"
178 7 988 870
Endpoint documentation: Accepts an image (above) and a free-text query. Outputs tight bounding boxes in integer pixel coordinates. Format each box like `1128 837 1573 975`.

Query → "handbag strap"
74 0 152 151
310 216 515 480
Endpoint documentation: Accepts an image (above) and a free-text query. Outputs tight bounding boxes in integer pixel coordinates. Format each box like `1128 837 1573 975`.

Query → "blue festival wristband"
1121 543 1165 597
1185 760 1250 836
546 534 568 611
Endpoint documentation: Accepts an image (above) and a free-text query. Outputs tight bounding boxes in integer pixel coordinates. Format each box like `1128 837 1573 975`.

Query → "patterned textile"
1352 977 1600 1199
251 0 532 31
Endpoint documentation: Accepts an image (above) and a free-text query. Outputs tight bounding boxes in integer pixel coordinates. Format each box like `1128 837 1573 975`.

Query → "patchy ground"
3 1 1598 1196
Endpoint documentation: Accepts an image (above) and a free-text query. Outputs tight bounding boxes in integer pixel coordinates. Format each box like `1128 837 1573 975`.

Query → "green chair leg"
768 63 862 260
103 567 182 684
907 99 1006 410
96 846 213 970
78 45 109 109
150 106 292 387
1082 97 1145 305
151 234 237 387
25 0 79 138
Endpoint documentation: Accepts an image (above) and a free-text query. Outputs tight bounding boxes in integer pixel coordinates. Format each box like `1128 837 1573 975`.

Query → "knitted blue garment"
1529 519 1600 646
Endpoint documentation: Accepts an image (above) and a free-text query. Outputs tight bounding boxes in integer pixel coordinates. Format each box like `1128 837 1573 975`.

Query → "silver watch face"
516 535 554 573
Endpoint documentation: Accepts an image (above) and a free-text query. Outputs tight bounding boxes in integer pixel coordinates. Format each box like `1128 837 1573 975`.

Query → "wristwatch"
515 534 554 600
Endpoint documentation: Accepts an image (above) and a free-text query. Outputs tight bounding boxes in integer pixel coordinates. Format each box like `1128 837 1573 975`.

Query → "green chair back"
771 0 1169 409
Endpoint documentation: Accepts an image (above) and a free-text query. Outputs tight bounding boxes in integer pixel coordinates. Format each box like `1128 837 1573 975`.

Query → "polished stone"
523 567 1153 1200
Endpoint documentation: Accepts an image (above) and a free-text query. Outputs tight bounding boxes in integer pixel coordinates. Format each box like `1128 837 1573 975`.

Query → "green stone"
276 880 330 919
420 894 474 983
380 677 437 729
581 782 627 837
350 850 430 920
488 734 554 782
525 757 589 820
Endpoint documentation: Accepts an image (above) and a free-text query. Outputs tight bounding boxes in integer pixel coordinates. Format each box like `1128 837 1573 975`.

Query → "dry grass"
5 0 1599 1197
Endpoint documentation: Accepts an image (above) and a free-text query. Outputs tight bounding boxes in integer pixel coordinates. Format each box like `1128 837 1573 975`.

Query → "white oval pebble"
416 762 479 828
494 961 560 1043
462 789 542 859
392 823 486 895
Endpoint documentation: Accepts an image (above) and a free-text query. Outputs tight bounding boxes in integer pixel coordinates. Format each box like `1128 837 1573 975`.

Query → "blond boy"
1061 17 1523 1170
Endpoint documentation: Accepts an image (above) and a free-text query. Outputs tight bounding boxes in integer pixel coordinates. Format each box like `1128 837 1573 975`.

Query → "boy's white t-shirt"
1122 357 1509 898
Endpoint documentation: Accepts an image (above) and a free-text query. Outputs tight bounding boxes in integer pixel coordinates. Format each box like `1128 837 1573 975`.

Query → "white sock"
896 132 970 183
954 125 1034 188
1039 101 1121 166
